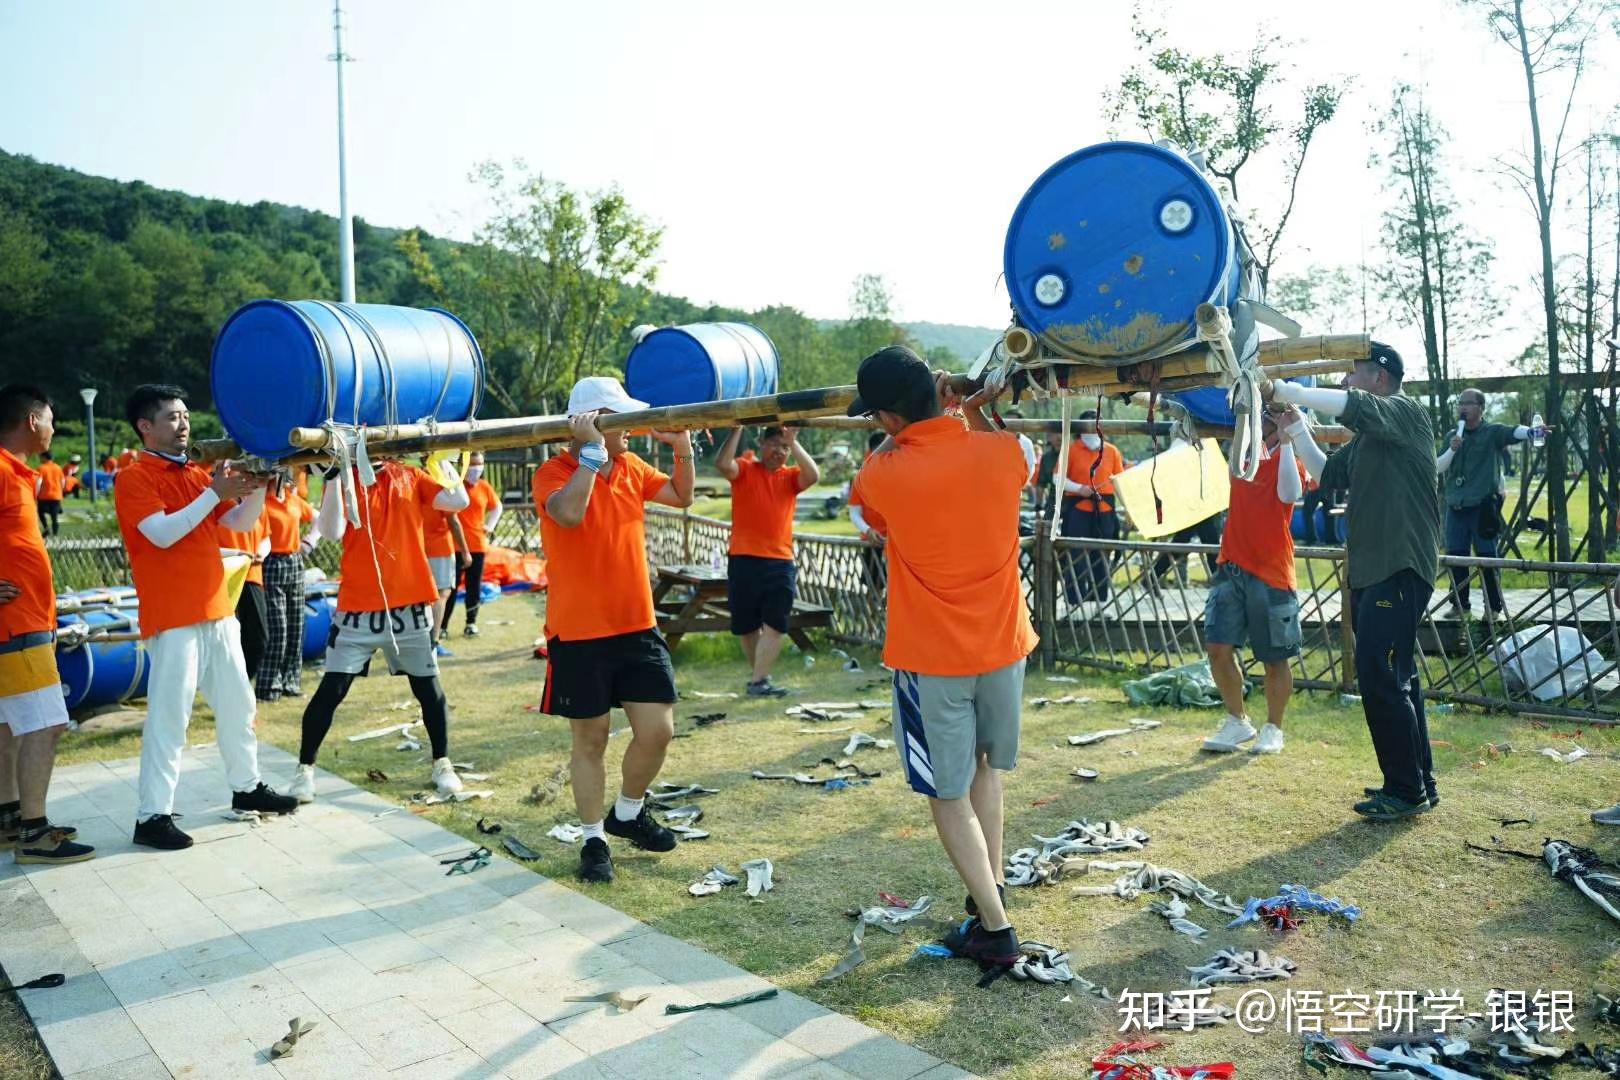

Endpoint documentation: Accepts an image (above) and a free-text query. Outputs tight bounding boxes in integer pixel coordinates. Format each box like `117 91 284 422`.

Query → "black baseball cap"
847 345 935 419
1367 341 1404 382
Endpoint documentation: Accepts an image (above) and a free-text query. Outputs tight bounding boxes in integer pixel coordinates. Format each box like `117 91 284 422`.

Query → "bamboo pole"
799 415 1356 445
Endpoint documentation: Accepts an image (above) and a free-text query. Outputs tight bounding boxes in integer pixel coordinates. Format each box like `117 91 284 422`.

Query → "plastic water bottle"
709 549 725 574
1531 413 1546 449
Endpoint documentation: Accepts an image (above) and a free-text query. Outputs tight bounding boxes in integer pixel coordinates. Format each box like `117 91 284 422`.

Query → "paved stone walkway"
0 744 970 1080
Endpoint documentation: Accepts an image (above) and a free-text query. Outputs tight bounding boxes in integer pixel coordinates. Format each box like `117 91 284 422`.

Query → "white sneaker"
1202 714 1256 752
287 764 317 804
432 758 463 796
1592 803 1620 826
1249 723 1285 755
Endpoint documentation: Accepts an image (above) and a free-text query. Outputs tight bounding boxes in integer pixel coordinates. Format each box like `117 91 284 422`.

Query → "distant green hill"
899 321 1002 362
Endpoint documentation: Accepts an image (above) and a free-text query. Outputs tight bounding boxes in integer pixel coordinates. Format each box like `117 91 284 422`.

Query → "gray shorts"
428 556 457 591
326 604 439 678
1204 563 1301 663
892 660 1024 800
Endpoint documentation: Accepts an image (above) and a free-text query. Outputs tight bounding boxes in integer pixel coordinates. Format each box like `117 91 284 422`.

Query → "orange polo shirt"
36 461 64 501
0 449 55 644
114 453 234 637
217 513 268 587
728 458 801 560
1064 439 1126 513
423 506 455 559
458 479 499 554
336 461 442 613
264 489 315 555
534 450 668 642
850 417 1037 676
1218 450 1311 592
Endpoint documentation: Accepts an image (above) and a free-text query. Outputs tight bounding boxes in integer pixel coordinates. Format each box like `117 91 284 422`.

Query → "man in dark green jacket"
1434 387 1532 619
1266 344 1442 820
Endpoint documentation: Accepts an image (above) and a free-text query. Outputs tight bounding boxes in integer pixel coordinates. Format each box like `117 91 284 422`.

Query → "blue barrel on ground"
211 301 487 459
302 590 338 661
623 323 780 408
56 609 148 710
1004 141 1240 363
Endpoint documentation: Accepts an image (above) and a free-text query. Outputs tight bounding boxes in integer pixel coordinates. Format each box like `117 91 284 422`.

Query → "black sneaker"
964 883 1007 920
1363 785 1441 809
745 678 789 698
232 783 299 816
134 814 193 850
463 625 480 638
958 923 1021 969
15 825 95 865
604 805 677 852
941 917 978 955
579 837 614 883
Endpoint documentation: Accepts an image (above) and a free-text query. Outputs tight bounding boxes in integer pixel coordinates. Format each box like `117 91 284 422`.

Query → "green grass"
35 599 1620 1078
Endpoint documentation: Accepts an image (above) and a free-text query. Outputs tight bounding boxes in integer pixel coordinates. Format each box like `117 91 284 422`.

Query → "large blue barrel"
1004 142 1239 363
302 591 337 660
56 610 147 711
211 301 486 459
1168 375 1316 426
624 323 779 408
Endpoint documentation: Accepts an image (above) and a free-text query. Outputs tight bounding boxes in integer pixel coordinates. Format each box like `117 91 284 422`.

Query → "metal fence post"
1032 518 1057 668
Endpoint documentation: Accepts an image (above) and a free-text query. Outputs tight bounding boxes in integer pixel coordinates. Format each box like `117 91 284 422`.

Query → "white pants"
138 618 261 820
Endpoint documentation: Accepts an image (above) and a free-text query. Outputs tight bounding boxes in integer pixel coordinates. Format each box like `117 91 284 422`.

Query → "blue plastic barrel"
56 610 147 710
302 593 337 660
624 323 779 408
211 301 486 459
1004 142 1239 362
1168 376 1316 427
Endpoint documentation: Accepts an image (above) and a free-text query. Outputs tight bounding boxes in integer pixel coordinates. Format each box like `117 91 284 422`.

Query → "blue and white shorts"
891 660 1024 800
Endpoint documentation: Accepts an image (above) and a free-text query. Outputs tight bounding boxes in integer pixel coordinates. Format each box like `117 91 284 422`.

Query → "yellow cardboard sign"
221 551 253 607
1111 439 1230 539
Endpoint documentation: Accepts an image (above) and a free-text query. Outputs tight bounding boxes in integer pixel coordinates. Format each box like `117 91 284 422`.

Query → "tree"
1463 0 1617 562
467 161 663 414
1269 264 1366 334
1371 83 1500 434
1105 5 1344 292
849 273 895 322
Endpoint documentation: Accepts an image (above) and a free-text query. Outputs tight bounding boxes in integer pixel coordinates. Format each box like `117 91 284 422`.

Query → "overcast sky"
2 0 1614 371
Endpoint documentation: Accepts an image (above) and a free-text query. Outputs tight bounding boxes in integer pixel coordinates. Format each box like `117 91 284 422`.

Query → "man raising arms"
114 384 298 850
715 425 819 696
533 377 694 884
848 346 1037 972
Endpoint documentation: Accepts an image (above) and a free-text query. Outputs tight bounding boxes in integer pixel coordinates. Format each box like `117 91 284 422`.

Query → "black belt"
0 630 56 655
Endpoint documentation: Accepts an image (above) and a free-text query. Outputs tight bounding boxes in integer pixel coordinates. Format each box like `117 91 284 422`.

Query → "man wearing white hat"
532 377 695 884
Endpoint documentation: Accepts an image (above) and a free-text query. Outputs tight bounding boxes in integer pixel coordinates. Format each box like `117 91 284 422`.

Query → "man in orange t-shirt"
114 384 297 851
1201 411 1310 757
533 377 694 885
0 385 96 865
444 452 502 639
1061 409 1126 606
715 425 819 696
217 507 270 695
34 450 64 536
847 346 1037 973
63 454 82 498
288 457 470 805
259 475 317 700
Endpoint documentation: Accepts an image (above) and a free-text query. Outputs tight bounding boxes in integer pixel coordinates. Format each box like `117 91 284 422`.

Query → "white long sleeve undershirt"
1283 420 1328 482
1275 443 1303 504
1270 381 1349 417
848 504 870 535
137 485 266 550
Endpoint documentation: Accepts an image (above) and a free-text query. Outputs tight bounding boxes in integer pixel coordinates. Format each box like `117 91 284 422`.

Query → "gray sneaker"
746 678 789 698
1592 804 1620 826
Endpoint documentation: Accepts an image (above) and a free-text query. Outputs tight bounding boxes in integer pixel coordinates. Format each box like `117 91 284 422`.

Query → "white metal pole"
332 0 356 303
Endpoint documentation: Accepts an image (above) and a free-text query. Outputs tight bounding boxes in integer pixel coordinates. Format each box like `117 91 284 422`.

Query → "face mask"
465 466 484 483
1081 434 1102 451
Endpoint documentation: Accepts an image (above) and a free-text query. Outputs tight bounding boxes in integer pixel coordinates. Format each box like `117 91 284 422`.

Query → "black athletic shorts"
727 555 796 636
541 628 676 720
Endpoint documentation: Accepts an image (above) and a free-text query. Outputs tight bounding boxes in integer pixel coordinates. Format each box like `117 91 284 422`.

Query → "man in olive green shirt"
1435 388 1532 618
1267 343 1442 820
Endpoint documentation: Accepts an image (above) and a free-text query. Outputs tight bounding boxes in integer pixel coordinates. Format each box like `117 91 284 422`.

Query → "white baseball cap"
567 376 648 416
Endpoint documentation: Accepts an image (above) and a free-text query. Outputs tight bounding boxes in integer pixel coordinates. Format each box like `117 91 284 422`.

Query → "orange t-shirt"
336 462 442 613
118 450 136 470
36 461 64 501
847 483 887 538
101 456 117 474
423 507 455 559
534 451 668 642
850 418 1038 676
1064 440 1126 513
458 480 499 554
218 513 269 587
0 449 55 643
264 489 314 555
114 454 234 637
728 458 801 560
1219 450 1311 592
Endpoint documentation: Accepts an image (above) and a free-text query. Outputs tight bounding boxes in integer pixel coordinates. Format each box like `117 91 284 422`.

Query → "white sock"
581 821 605 842
613 793 644 822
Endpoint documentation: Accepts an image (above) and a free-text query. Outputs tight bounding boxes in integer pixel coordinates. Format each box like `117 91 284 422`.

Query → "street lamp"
79 388 98 505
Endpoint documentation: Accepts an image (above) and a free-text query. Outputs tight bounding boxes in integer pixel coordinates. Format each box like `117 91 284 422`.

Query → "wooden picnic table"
651 564 831 650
